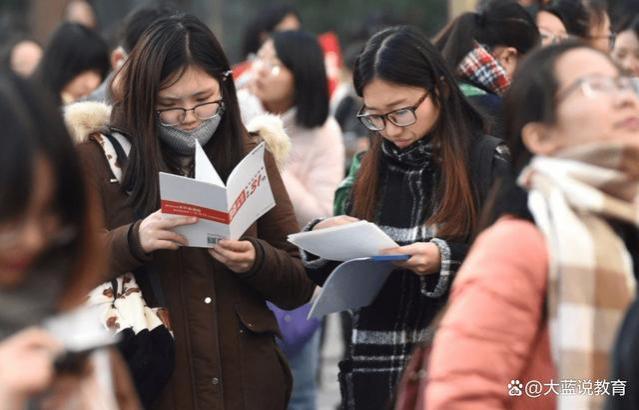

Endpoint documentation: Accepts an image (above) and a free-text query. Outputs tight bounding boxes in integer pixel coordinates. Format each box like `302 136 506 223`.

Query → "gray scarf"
157 115 222 155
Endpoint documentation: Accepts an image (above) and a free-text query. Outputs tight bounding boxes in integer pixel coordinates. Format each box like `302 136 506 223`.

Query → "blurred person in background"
246 29 344 410
584 0 615 52
434 0 540 134
0 72 139 409
86 1 178 103
612 15 639 77
0 37 42 77
331 41 370 173
241 4 301 62
536 1 573 46
34 22 109 104
426 41 639 410
64 0 98 30
71 13 315 409
304 25 509 409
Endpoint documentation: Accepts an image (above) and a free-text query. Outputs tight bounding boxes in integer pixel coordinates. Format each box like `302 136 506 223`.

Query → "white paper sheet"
288 220 398 261
307 258 395 319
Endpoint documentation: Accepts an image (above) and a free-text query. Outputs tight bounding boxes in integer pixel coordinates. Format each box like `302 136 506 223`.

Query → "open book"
288 221 408 318
159 141 275 248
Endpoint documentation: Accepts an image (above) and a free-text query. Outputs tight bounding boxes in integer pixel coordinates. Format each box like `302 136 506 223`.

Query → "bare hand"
381 242 441 276
208 240 256 273
312 216 359 231
139 210 198 253
0 328 63 404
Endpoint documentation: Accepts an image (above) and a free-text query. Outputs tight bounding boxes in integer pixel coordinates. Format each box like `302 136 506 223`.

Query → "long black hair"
434 0 539 72
115 13 247 216
352 25 485 240
34 22 109 102
271 30 329 128
241 4 301 58
0 71 103 308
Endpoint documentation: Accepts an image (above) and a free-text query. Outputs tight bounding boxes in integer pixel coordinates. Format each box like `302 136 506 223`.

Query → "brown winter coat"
68 102 315 410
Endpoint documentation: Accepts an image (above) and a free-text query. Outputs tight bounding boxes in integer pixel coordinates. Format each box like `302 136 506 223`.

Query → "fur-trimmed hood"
63 101 291 168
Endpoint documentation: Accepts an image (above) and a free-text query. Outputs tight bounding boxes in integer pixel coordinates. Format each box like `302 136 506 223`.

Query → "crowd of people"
2 0 639 409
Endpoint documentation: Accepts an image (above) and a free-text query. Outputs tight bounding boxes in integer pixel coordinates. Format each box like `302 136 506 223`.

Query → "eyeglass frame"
356 92 430 132
248 53 283 77
586 32 616 49
156 99 225 127
555 74 639 102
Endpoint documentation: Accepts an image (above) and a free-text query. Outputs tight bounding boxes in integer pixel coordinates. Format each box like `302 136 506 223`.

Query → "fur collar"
63 101 291 168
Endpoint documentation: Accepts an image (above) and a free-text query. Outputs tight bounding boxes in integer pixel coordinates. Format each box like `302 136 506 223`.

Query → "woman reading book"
71 13 315 410
302 25 509 409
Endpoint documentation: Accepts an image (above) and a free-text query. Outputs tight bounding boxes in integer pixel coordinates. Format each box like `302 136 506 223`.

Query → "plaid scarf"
457 42 511 96
518 143 639 410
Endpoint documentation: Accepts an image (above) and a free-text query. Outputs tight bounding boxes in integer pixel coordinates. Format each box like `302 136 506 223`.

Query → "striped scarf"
457 42 511 96
519 143 639 410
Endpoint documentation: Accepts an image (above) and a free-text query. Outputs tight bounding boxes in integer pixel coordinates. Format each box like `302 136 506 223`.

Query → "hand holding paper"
159 141 275 248
380 242 441 275
139 210 198 252
209 239 256 273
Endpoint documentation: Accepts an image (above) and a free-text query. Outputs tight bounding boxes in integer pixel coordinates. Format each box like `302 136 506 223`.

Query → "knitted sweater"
305 136 509 409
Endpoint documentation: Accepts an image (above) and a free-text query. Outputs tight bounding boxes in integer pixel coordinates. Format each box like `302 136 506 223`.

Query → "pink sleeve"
425 218 549 409
281 118 345 225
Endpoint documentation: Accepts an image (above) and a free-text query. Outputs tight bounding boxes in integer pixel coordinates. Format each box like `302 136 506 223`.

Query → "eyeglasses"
0 214 76 251
556 75 639 102
249 54 283 77
357 92 429 132
539 29 573 45
587 33 616 49
156 100 225 127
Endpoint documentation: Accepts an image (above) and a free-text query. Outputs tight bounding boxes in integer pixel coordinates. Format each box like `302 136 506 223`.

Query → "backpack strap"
94 130 168 308
469 134 505 206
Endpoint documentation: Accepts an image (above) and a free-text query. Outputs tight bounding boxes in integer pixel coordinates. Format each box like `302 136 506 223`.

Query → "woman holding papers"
73 14 315 410
426 43 639 409
302 26 509 409
0 74 138 408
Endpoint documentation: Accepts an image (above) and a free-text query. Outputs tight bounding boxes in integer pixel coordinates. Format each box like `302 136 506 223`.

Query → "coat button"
204 297 212 304
212 377 220 385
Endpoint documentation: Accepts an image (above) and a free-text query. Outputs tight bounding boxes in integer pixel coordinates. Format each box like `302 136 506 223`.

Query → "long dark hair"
241 4 301 58
480 41 613 229
0 72 103 309
352 25 485 240
271 30 329 128
541 0 591 38
114 14 247 216
34 22 109 102
434 0 539 72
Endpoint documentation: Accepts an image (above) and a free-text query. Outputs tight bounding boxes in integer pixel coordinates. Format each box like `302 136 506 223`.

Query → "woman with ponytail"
434 0 539 130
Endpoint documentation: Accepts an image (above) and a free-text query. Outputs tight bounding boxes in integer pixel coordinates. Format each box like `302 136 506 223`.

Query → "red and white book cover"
159 141 275 247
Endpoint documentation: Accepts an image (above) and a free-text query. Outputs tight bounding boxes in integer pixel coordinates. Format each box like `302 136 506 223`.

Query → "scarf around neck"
457 42 511 96
518 142 639 410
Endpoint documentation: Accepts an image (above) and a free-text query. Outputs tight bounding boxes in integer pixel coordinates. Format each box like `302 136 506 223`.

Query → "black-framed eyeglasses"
556 74 639 102
156 100 225 127
357 92 429 132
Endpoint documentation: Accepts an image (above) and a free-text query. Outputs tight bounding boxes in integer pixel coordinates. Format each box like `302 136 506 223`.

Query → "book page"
226 142 275 239
307 258 395 319
194 140 224 187
159 172 230 247
288 221 398 261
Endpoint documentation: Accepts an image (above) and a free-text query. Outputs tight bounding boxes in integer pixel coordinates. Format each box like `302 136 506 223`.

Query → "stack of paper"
288 221 408 318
